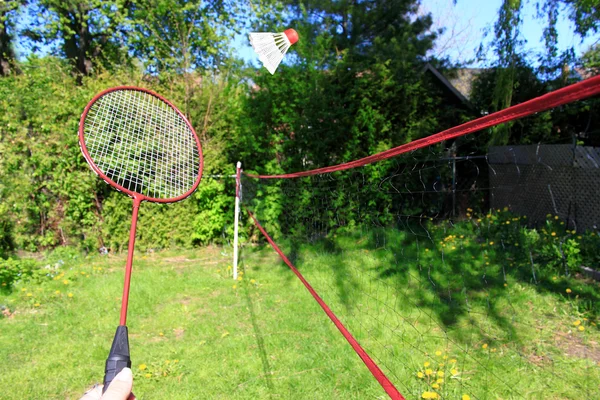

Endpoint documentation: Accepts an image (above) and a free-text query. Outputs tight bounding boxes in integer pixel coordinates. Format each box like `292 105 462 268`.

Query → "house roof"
423 64 469 105
447 68 484 100
423 64 485 108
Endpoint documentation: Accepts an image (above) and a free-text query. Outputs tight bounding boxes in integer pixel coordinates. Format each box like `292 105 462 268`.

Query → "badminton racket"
78 86 203 392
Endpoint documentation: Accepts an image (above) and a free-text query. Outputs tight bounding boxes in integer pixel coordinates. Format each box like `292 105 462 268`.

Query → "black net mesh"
240 143 600 399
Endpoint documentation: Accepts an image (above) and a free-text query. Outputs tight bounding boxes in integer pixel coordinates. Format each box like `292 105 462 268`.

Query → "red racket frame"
79 86 203 325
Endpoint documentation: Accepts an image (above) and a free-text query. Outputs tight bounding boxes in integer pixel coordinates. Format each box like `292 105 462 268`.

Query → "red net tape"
246 207 405 400
246 75 600 179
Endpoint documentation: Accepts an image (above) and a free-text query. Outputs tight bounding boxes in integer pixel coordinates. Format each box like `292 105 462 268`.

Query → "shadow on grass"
241 262 275 397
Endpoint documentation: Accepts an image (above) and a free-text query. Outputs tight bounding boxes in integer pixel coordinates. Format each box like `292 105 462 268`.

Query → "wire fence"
489 144 600 232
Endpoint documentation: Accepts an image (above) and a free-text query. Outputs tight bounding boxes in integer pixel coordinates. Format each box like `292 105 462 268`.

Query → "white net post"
232 161 242 280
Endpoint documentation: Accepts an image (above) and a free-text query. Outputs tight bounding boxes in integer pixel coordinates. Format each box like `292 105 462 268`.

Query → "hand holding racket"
79 87 203 392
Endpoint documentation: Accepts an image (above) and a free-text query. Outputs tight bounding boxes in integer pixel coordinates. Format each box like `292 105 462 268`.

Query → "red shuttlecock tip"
284 29 299 45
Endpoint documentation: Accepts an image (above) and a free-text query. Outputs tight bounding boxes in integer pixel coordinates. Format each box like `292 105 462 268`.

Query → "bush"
0 257 40 289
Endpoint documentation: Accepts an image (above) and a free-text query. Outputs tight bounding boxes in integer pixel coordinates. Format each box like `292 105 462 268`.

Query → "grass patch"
1 226 599 399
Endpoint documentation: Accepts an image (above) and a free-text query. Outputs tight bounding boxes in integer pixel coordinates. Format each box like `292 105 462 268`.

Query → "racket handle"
102 325 131 393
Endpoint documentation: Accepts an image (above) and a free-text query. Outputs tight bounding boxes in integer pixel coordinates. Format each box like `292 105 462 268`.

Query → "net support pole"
233 161 242 280
452 152 456 218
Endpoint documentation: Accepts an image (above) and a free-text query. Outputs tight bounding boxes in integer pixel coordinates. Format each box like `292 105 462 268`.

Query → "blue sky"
15 0 597 68
235 0 599 67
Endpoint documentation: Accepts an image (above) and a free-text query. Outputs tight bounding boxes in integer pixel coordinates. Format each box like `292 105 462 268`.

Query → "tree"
24 0 130 78
236 0 439 171
470 60 555 145
127 0 241 73
0 0 21 76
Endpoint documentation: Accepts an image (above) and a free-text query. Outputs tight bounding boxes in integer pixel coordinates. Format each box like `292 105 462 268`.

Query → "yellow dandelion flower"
80 271 85 275
566 288 572 293
68 293 73 298
425 368 433 376
432 383 440 389
139 364 147 370
232 285 237 289
451 368 458 375
435 351 442 356
462 395 471 400
221 331 230 338
491 348 497 352
578 326 585 331
21 288 26 292
145 373 151 378
443 355 448 360
506 221 510 225
26 293 32 297
551 232 556 236
574 320 581 326
159 332 164 336
63 280 69 285
489 241 494 245
422 391 439 399
439 363 444 367
417 372 424 378
251 279 256 284
216 269 221 273
555 216 559 220
165 360 170 364
55 290 60 294
504 283 508 287
437 371 444 377
460 235 464 239
450 359 457 364
237 277 242 281
34 303 40 307
482 343 488 349
424 361 430 367
436 378 444 384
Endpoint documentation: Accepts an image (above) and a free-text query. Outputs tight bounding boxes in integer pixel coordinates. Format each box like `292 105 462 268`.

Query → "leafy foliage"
0 57 239 253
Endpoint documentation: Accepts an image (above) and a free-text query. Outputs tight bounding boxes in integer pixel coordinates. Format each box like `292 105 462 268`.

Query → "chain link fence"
489 144 600 231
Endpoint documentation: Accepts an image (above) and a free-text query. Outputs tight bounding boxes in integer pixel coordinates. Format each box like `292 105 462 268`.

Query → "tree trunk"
62 3 93 80
0 7 17 76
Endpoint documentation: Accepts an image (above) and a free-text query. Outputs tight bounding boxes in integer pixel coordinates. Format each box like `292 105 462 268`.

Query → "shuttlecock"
249 28 299 74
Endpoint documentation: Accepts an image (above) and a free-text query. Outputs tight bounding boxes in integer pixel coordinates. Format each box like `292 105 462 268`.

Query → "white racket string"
82 89 201 200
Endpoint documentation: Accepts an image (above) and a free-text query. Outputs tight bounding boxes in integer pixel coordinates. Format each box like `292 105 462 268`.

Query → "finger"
101 367 133 400
79 384 102 400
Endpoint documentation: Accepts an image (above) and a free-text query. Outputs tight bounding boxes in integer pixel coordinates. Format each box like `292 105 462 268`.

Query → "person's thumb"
102 368 133 400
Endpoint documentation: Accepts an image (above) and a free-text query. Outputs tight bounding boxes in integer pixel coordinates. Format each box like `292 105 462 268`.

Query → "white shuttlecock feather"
249 28 299 74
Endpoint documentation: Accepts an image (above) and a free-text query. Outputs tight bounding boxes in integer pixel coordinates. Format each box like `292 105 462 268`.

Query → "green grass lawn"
1 231 599 399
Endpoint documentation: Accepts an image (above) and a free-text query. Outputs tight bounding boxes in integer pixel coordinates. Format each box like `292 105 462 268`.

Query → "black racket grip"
102 325 131 393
